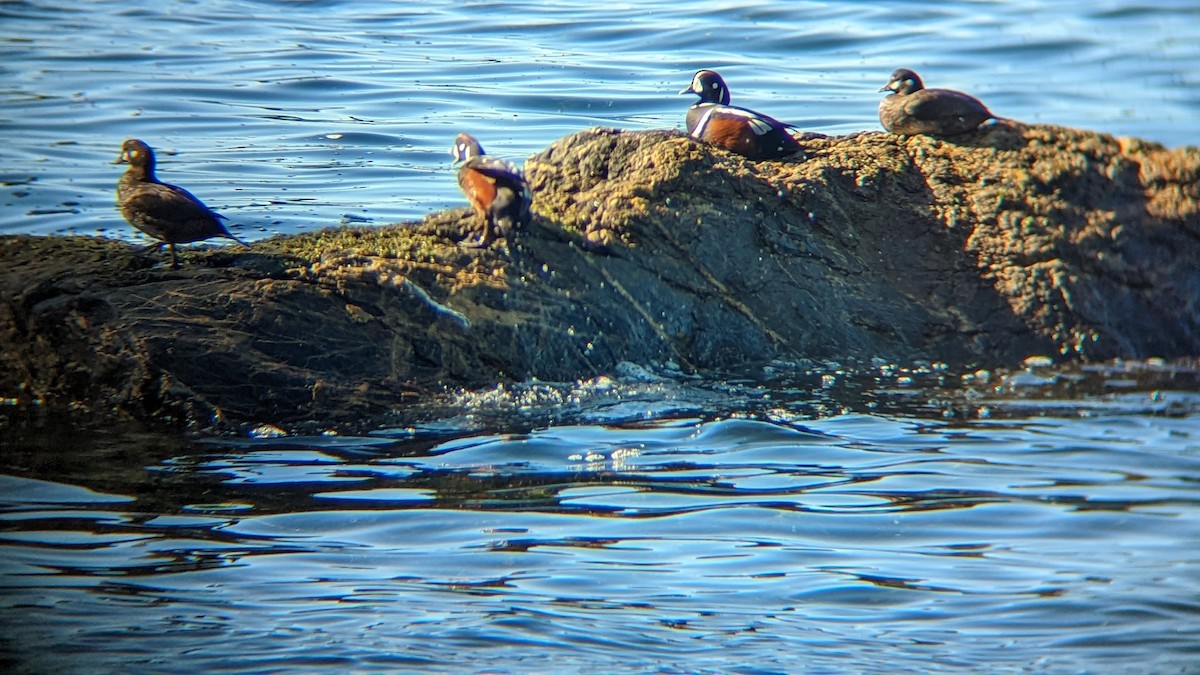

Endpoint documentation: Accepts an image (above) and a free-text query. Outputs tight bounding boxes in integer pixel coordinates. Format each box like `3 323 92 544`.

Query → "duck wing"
902 89 991 123
121 181 230 243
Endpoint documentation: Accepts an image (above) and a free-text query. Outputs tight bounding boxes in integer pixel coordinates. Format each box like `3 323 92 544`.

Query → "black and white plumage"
679 70 803 161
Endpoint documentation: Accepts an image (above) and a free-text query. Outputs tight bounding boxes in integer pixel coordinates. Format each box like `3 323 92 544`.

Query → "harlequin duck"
115 139 246 268
878 69 999 137
679 70 803 161
450 133 532 248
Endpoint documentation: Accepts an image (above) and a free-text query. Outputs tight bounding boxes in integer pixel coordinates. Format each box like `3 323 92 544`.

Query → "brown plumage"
680 69 803 161
450 133 532 248
878 69 999 137
115 139 246 268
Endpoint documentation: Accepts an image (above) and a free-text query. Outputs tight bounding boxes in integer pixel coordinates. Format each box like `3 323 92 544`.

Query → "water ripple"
3 0 1197 238
4 405 1198 670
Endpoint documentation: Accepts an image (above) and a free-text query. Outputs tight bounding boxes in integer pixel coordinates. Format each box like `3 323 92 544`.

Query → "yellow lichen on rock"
1 123 1197 431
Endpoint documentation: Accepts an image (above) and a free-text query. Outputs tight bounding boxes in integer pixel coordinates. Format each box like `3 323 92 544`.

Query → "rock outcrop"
2 124 1197 431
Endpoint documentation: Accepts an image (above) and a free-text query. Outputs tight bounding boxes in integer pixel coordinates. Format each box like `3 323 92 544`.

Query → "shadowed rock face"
2 124 1198 431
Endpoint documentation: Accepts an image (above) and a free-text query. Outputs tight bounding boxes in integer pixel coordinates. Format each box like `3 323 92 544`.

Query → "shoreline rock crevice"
2 124 1197 431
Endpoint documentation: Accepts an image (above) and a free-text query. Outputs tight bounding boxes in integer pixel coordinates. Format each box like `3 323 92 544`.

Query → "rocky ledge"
2 124 1198 431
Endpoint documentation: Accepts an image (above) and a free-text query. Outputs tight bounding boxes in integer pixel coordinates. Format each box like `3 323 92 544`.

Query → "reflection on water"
2 365 1199 671
3 0 1200 667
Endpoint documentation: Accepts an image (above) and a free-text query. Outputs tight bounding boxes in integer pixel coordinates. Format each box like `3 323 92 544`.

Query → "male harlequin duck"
679 69 803 161
115 139 246 269
878 68 999 137
450 133 532 248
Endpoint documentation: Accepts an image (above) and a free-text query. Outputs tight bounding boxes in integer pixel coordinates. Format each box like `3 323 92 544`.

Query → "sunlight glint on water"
2 0 1200 670
1 0 1197 239
2 403 1199 671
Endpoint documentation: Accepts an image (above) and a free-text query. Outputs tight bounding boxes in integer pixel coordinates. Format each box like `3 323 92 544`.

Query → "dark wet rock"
2 124 1198 432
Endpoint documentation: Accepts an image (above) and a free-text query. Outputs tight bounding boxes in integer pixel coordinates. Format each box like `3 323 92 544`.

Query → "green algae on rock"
2 124 1198 431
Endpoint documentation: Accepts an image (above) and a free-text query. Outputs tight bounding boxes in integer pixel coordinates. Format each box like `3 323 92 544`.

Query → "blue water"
3 2 1200 671
2 362 1200 672
1 0 1197 242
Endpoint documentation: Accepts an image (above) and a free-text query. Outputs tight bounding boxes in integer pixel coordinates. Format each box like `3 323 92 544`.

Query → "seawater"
1 0 1198 240
2 362 1199 672
2 1 1200 671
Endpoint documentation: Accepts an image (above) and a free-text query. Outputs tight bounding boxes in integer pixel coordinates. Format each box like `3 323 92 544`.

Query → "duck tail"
222 227 250 248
